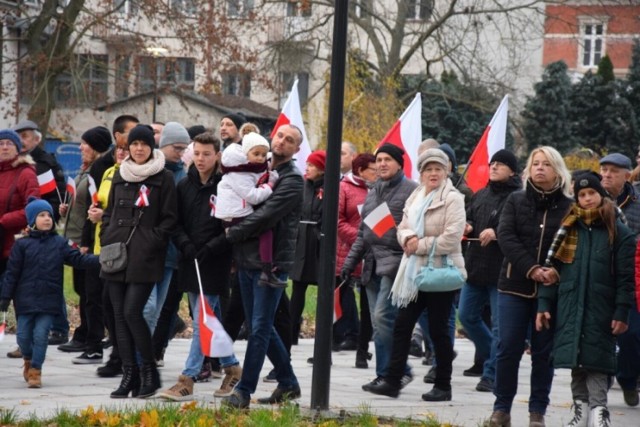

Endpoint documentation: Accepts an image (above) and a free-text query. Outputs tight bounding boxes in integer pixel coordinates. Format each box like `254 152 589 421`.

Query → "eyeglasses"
173 146 187 153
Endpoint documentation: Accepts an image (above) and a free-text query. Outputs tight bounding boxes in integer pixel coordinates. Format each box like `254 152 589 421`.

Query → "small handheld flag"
87 175 99 206
363 202 395 238
37 170 57 195
65 177 76 203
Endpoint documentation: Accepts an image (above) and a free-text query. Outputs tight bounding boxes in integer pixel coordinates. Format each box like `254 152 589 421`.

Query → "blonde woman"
488 146 573 427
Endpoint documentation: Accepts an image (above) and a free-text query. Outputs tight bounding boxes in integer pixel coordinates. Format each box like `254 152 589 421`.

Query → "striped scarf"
554 204 602 263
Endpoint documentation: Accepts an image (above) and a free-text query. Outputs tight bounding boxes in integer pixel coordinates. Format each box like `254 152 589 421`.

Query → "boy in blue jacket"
0 197 99 388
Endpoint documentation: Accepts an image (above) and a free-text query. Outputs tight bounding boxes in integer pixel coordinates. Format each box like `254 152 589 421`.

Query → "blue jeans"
50 301 69 336
458 282 498 381
182 292 238 378
494 292 554 415
143 267 174 334
235 269 298 397
366 274 410 378
17 313 53 369
616 306 640 390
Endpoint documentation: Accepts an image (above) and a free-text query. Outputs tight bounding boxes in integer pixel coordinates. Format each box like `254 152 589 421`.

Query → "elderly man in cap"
220 113 246 151
342 143 418 392
599 153 640 408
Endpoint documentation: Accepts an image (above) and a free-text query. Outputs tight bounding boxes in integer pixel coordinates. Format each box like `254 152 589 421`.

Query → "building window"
115 55 130 99
280 72 309 106
227 0 254 18
222 71 251 97
170 0 197 16
113 0 138 15
53 54 109 106
287 0 312 17
406 0 433 21
581 22 605 68
137 56 195 93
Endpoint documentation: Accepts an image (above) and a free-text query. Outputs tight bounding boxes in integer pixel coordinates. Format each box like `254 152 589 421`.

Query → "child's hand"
0 298 10 312
611 320 628 335
535 312 551 331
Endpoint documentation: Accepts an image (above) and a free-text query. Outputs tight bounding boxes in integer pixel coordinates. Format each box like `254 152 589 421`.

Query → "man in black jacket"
222 124 303 409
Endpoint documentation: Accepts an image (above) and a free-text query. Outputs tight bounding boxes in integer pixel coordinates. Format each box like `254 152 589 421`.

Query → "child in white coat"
215 132 282 287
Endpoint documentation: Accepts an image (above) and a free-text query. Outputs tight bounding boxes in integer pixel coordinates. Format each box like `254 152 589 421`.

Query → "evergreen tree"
521 61 575 154
597 55 615 83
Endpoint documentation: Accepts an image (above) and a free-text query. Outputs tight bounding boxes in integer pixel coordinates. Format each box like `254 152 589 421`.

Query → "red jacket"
635 240 640 311
0 155 40 259
335 174 368 277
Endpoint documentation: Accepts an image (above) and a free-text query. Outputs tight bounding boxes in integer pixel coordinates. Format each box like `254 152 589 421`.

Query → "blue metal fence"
44 140 82 181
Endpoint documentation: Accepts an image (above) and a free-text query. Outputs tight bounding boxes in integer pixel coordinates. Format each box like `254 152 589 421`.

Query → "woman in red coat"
0 129 40 274
335 153 377 367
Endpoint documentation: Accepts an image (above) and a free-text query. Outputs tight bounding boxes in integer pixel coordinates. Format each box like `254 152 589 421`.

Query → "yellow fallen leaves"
80 405 121 427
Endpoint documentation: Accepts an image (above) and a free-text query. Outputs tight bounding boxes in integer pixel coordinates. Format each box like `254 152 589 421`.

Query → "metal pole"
310 0 349 411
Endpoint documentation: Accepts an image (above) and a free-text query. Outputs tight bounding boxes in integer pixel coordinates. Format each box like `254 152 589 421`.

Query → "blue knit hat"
0 129 22 151
25 197 54 228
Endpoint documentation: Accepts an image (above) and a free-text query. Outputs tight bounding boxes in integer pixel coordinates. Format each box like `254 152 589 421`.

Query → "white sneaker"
565 400 587 427
589 406 610 427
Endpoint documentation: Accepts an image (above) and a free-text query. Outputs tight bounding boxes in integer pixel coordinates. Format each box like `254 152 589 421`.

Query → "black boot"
110 365 140 398
355 349 372 369
138 362 161 398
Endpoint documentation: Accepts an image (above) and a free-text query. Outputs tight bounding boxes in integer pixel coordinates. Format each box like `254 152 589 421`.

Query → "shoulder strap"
125 210 144 246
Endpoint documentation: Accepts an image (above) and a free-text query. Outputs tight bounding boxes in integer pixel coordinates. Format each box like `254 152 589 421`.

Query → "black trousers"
107 281 155 367
71 267 87 343
84 265 105 352
151 273 182 359
386 291 456 390
357 286 373 353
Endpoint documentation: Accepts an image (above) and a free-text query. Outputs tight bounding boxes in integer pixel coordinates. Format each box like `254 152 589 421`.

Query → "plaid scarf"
554 204 602 263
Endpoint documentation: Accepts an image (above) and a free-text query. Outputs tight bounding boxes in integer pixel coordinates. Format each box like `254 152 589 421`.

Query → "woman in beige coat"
364 148 466 402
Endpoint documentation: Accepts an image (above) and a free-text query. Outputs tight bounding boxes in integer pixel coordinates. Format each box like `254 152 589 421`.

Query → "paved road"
0 336 637 425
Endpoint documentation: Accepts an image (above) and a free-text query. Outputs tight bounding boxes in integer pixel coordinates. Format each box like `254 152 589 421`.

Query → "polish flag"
37 170 57 195
270 79 312 173
376 93 422 180
363 202 395 238
0 312 6 342
87 175 99 206
465 95 509 193
333 286 343 324
198 296 234 358
66 177 76 202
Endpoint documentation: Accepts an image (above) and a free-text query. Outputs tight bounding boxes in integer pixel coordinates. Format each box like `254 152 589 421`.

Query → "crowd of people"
0 114 639 427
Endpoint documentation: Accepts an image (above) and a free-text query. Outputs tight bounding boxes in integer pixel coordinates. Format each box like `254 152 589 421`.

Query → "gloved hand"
180 242 197 260
340 268 353 284
196 246 211 264
0 298 10 312
268 170 279 186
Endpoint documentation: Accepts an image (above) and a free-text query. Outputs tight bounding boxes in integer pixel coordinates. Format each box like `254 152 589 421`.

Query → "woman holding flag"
100 125 177 399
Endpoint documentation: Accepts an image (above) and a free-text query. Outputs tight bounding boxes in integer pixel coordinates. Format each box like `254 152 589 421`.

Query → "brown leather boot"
27 368 41 388
22 359 31 382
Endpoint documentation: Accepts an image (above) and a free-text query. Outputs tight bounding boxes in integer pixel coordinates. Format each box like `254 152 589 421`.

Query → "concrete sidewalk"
0 335 636 425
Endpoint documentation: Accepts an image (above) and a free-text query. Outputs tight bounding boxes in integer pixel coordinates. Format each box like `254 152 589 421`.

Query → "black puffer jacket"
343 171 417 279
497 179 572 297
289 176 324 284
100 168 177 284
226 160 303 273
465 176 521 286
174 165 231 296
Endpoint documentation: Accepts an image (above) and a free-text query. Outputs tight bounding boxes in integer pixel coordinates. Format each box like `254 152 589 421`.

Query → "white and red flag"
333 286 343 324
465 95 509 193
65 176 76 203
376 93 422 180
270 79 312 173
363 202 395 238
37 170 57 195
0 312 6 342
198 296 234 358
135 184 150 207
87 175 99 206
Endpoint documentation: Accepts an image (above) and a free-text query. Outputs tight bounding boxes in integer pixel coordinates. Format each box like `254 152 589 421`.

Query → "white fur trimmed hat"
241 132 270 155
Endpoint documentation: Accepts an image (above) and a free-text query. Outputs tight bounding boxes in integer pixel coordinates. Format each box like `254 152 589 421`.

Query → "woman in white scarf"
363 148 466 402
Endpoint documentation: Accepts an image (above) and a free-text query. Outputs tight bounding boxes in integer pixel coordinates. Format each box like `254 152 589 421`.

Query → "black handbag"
99 211 143 273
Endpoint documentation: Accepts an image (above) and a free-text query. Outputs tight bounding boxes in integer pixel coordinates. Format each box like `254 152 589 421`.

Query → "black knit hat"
127 124 155 149
376 143 405 168
490 149 518 173
81 126 112 153
222 113 246 131
573 171 608 201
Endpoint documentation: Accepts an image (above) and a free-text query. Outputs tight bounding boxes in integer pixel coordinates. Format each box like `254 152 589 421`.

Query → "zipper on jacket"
532 208 550 297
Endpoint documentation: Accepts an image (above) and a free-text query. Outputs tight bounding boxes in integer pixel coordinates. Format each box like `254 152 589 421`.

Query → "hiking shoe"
22 359 31 382
589 406 611 427
222 390 250 409
72 351 103 364
157 375 194 401
27 367 41 388
565 400 586 427
623 387 639 407
263 369 277 383
214 365 242 397
362 376 383 392
476 377 494 392
258 271 287 288
463 362 484 377
529 412 545 427
486 410 511 427
48 331 68 346
58 339 85 353
355 350 372 369
256 384 301 404
7 347 22 358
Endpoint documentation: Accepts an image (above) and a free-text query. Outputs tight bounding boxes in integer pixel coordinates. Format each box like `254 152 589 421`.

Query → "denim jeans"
366 274 410 378
494 292 554 415
143 267 174 334
182 292 238 378
50 302 69 336
616 307 640 390
235 269 298 397
458 282 498 381
17 313 54 369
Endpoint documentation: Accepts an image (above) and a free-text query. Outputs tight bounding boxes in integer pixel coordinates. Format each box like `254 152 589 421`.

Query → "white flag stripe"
363 203 392 230
37 169 54 185
399 93 422 180
487 95 509 158
281 80 312 173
